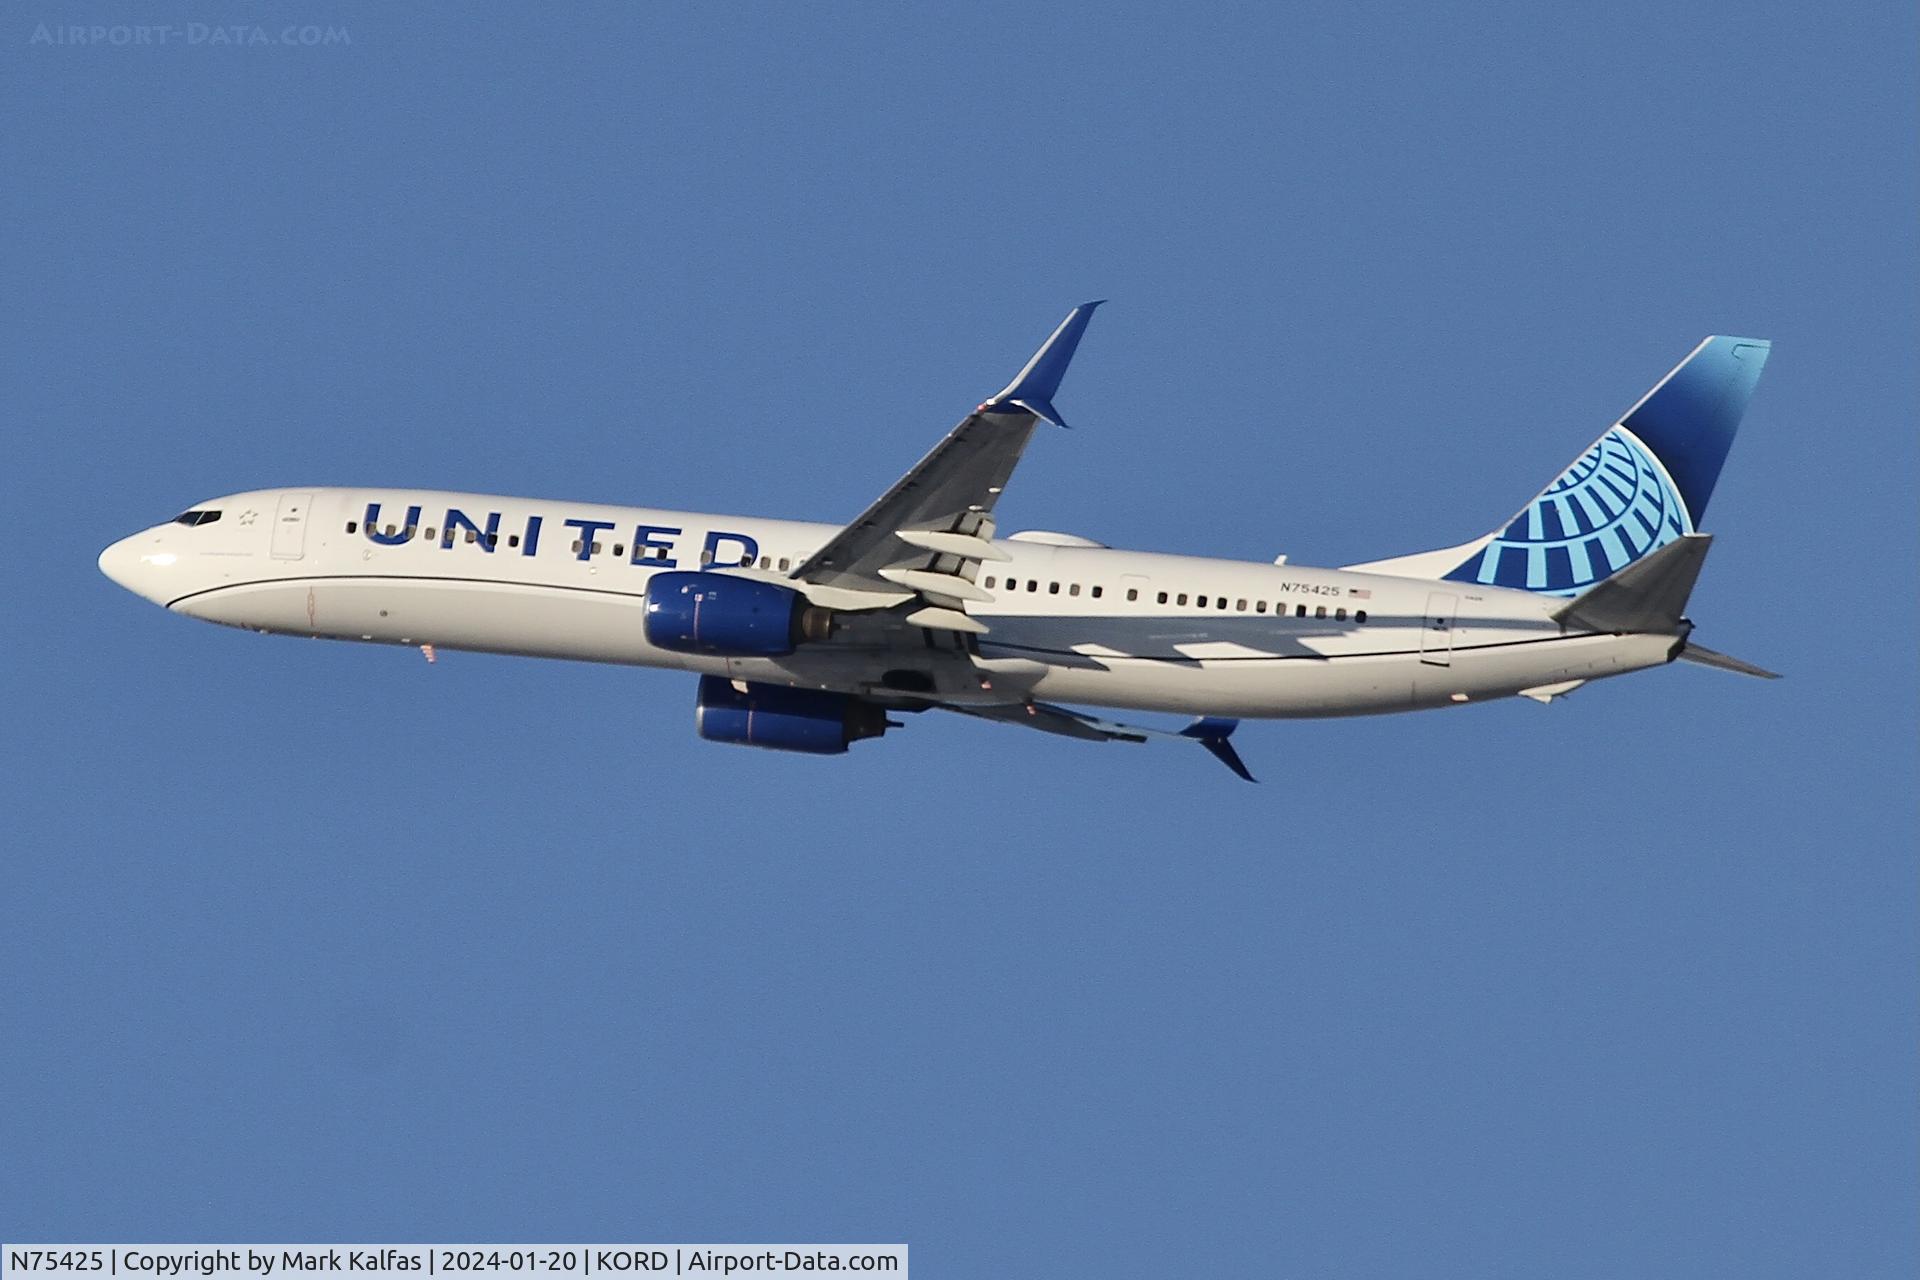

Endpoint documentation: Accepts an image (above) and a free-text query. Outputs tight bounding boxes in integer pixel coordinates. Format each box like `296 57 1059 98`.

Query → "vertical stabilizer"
1345 337 1770 595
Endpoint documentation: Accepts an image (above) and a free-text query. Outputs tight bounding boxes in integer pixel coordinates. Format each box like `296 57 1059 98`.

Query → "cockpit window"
172 510 222 527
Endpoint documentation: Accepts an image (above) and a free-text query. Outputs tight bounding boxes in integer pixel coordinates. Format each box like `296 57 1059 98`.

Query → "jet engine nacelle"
643 572 833 657
694 676 890 754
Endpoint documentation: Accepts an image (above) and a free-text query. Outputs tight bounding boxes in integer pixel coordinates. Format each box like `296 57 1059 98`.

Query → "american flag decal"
1348 587 1372 599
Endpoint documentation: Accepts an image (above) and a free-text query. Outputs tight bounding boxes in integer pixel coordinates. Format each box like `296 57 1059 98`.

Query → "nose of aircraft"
98 535 141 590
98 532 176 603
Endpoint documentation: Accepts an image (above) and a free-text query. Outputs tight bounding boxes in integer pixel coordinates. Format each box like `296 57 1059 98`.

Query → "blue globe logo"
1446 426 1693 595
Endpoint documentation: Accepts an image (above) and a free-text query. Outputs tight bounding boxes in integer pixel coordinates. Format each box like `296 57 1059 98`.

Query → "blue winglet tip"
1009 396 1067 427
1181 717 1256 782
986 301 1106 424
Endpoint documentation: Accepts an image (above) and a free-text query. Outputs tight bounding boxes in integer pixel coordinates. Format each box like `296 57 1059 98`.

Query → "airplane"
97 304 1776 780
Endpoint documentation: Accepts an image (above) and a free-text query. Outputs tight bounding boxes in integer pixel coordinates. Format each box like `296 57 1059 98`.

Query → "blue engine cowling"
643 572 832 657
695 676 891 755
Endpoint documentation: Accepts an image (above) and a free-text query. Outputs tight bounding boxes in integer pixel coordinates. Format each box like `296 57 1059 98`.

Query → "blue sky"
2 2 1914 1273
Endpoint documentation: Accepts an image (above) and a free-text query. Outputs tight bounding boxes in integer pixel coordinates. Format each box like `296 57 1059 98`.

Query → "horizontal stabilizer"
1553 533 1711 633
1679 643 1780 679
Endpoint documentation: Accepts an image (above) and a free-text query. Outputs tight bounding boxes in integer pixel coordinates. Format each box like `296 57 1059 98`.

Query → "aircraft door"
1420 591 1457 666
271 491 312 560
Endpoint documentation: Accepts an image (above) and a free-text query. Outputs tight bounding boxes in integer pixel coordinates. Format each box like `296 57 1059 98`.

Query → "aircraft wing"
938 699 1257 781
789 302 1102 629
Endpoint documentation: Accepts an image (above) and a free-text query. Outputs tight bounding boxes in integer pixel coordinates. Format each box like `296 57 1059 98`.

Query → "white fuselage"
98 487 1681 717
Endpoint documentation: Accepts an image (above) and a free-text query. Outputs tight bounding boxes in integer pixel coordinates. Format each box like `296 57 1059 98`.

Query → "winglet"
1180 716 1256 783
985 301 1104 427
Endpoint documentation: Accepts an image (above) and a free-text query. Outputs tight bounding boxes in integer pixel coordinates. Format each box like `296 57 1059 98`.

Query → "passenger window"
1069 583 1080 596
385 525 397 537
467 530 479 544
1218 598 1229 610
1049 582 1060 594
346 521 358 534
509 535 521 548
700 549 714 565
572 540 582 553
1197 595 1208 608
759 556 771 569
778 558 791 571
614 544 626 558
1315 605 1327 618
1356 609 1368 623
1157 592 1168 604
1127 588 1139 602
1295 604 1306 618
594 542 604 555
1336 607 1348 620
1177 593 1188 606
485 534 498 548
1255 601 1267 613
984 576 996 589
1028 580 1039 592
1236 599 1247 611
425 528 437 541
1091 586 1103 598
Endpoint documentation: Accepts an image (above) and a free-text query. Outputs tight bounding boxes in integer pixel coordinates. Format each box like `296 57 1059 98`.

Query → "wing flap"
877 566 995 603
903 605 990 635
895 528 1011 561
